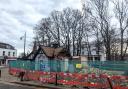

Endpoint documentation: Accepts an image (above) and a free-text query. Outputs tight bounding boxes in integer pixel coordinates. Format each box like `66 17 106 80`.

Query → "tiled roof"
25 46 70 60
42 47 55 57
41 47 65 57
54 48 63 56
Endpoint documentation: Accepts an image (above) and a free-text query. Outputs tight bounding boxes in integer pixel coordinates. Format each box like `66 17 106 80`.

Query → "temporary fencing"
9 60 128 89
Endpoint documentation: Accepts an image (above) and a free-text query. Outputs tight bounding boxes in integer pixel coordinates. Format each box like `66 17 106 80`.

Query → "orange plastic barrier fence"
9 68 128 89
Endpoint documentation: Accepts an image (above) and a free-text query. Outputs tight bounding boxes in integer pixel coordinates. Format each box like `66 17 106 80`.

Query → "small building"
23 43 71 72
0 42 17 65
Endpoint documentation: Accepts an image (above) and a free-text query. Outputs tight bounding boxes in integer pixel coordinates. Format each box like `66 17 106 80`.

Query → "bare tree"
34 7 92 56
50 11 61 46
33 0 128 61
113 0 128 60
89 0 116 60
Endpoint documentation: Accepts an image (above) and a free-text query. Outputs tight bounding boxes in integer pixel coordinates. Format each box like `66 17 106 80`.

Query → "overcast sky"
0 0 81 56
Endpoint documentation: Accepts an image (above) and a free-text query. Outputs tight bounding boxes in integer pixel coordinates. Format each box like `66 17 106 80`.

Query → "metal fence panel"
9 60 128 74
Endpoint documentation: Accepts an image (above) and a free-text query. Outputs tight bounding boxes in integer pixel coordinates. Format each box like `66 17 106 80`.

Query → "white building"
70 42 106 61
0 42 17 65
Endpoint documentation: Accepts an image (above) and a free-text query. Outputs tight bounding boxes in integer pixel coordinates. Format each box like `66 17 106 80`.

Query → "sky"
0 0 81 56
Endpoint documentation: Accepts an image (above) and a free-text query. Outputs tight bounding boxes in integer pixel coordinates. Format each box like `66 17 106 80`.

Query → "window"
2 60 5 64
95 57 100 61
3 51 5 56
13 52 15 56
82 51 84 55
74 52 76 55
8 52 10 56
88 57 93 61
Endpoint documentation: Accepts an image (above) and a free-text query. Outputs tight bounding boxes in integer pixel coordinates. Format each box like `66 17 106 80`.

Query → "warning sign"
76 64 82 68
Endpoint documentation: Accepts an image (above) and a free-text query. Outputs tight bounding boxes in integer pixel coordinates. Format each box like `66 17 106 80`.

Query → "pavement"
0 82 49 89
0 67 72 89
0 67 39 89
0 82 33 89
0 67 98 89
0 67 18 82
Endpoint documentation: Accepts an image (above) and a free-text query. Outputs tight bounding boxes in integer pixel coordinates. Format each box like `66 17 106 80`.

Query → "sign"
76 64 82 68
41 64 46 70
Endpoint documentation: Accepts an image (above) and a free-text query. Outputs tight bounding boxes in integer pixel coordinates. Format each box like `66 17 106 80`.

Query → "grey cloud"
0 0 81 55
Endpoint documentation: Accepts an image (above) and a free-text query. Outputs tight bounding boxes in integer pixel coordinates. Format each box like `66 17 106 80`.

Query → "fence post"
55 73 58 86
0 69 1 78
107 77 113 89
99 61 102 75
20 71 25 81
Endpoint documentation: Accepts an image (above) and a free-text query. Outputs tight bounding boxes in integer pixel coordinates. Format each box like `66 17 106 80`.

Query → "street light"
20 32 26 57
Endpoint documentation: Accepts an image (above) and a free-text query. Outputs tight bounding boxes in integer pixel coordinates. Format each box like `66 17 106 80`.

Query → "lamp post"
21 32 27 57
20 32 27 57
24 32 26 57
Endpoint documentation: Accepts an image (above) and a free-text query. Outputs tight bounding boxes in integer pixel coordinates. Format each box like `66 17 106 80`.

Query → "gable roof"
41 47 55 57
54 48 63 56
41 47 66 57
25 46 70 60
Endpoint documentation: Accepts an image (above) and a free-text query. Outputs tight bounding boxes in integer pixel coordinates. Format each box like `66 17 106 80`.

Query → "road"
0 68 59 89
0 83 49 89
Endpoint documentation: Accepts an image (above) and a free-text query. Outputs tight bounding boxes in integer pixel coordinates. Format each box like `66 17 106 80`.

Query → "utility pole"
24 32 26 57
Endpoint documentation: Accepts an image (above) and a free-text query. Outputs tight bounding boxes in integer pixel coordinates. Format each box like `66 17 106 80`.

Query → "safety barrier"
9 60 128 88
9 68 128 89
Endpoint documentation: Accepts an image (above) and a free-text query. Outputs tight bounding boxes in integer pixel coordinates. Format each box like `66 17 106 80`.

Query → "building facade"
70 42 106 61
0 42 17 65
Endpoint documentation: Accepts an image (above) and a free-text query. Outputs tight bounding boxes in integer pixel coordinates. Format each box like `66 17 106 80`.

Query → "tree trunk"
120 31 124 60
57 27 60 47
